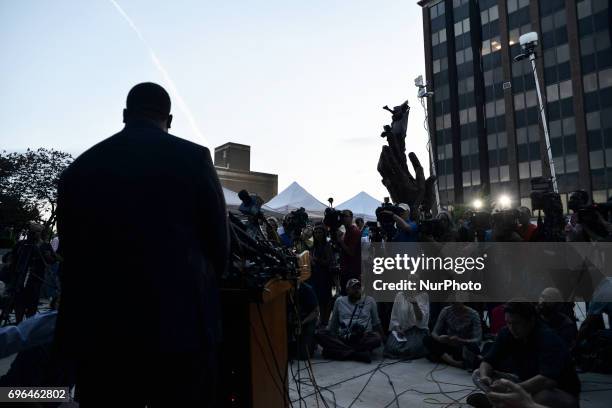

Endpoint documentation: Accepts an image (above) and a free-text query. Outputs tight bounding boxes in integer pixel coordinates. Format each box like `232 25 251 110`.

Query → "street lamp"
514 32 558 193
473 199 483 210
498 195 511 209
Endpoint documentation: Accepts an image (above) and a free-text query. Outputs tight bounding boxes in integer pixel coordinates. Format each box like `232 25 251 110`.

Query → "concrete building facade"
418 0 612 211
214 142 278 202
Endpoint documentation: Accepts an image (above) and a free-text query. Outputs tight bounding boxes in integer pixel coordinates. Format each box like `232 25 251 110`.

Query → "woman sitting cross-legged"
384 291 430 359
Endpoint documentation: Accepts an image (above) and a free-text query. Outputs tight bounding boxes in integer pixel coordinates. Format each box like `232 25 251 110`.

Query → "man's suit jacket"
55 120 229 355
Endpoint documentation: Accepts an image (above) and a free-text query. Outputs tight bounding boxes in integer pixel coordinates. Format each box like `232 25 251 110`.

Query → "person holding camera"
316 279 383 363
334 209 362 294
384 203 418 242
309 223 335 326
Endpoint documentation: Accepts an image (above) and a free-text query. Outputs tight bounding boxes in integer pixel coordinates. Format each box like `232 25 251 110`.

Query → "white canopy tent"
264 181 327 217
336 191 381 222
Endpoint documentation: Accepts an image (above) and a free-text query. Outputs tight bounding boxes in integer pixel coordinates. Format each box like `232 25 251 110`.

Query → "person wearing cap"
56 83 228 406
382 203 418 242
334 209 362 295
316 278 383 363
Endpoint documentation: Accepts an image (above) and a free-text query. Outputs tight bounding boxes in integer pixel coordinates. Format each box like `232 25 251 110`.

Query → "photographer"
434 211 458 242
316 279 383 363
334 210 362 294
383 203 418 242
308 223 335 326
564 191 612 242
491 210 523 242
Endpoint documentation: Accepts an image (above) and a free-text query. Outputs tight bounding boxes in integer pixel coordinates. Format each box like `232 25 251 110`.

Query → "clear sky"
0 0 429 204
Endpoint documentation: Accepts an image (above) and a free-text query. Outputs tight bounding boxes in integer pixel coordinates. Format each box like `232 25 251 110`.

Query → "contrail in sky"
108 0 208 147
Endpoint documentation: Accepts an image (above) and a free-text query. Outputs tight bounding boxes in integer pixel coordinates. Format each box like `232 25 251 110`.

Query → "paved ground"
288 348 612 408
1 348 611 407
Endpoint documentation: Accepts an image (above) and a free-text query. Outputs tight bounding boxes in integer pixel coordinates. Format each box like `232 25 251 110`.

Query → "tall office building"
418 0 612 211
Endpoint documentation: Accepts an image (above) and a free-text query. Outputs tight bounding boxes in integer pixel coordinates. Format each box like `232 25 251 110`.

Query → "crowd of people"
271 199 612 408
1 82 611 407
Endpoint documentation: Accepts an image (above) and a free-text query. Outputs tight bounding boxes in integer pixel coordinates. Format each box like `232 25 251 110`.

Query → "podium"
219 252 310 408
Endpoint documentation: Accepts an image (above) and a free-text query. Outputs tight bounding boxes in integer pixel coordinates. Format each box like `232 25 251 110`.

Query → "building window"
429 1 445 19
481 5 499 25
590 150 604 169
583 72 598 92
507 0 530 14
432 28 447 46
500 165 510 182
454 18 470 37
433 57 448 74
599 68 612 89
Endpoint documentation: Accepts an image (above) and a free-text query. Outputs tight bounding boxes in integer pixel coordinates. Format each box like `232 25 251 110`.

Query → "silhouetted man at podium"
56 82 229 407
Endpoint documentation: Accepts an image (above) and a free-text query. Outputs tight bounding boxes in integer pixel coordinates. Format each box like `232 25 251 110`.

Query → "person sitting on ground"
537 287 577 350
578 276 612 344
384 290 429 359
575 276 612 373
486 379 551 408
316 279 383 363
470 301 580 408
424 302 482 369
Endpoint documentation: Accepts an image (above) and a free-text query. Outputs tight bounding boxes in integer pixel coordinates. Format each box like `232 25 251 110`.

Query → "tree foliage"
0 148 73 233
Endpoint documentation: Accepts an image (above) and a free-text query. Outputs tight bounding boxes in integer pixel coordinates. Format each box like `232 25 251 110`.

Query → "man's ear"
123 109 128 123
167 114 173 129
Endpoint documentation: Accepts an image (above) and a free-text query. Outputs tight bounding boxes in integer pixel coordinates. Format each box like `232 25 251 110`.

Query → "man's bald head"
540 287 563 303
123 82 173 131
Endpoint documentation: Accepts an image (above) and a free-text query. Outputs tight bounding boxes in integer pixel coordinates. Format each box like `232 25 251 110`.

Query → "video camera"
492 209 520 231
323 198 343 232
471 211 492 232
375 197 404 240
530 177 561 212
375 198 404 224
569 190 612 238
285 207 309 237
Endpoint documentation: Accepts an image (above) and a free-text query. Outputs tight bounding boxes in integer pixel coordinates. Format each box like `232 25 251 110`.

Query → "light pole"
514 32 558 193
415 75 442 213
